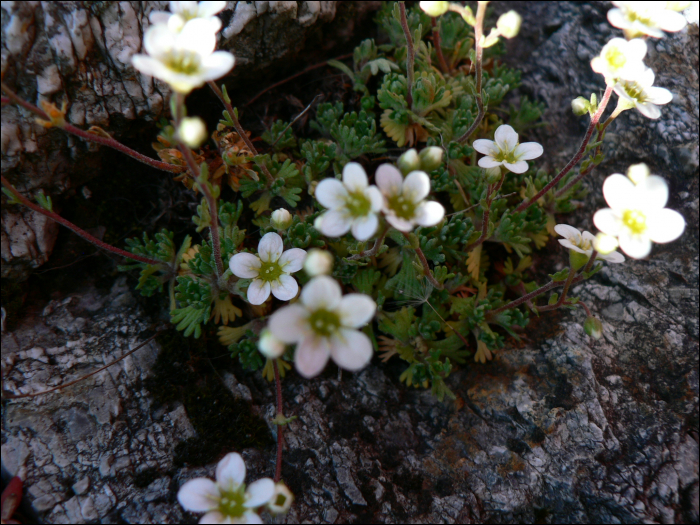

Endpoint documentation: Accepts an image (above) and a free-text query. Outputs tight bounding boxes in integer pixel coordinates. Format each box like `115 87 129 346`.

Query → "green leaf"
549 268 570 282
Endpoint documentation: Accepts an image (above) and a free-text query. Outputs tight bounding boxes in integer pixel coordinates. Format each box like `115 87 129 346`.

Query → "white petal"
240 511 264 524
172 1 198 14
315 178 348 209
338 294 377 328
636 175 669 209
329 328 373 372
301 275 342 310
494 124 519 152
375 164 403 197
342 162 369 193
149 11 172 25
477 157 503 169
131 55 171 79
199 511 227 524
294 335 331 378
554 224 582 240
317 209 352 237
247 279 271 305
178 478 219 512
636 102 661 119
472 139 498 156
607 8 627 29
514 141 543 161
366 186 384 212
502 160 529 174
178 18 217 55
558 239 576 250
414 201 445 227
646 208 685 243
216 452 246 488
599 251 625 263
200 51 236 81
582 231 597 245
626 38 647 62
279 248 307 273
658 9 688 31
144 24 176 57
351 214 379 241
403 171 431 203
603 174 635 210
244 478 275 508
270 275 299 302
619 232 652 258
269 304 310 343
229 253 261 278
198 0 227 17
385 214 415 232
593 208 623 235
644 87 673 105
258 232 284 262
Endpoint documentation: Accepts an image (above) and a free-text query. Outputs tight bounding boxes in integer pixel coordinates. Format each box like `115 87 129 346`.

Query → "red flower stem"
487 273 586 317
399 2 415 108
465 169 506 252
431 17 450 74
273 359 284 483
1 175 163 266
0 83 184 175
346 224 389 261
206 81 274 185
401 231 443 290
515 84 614 213
456 2 486 144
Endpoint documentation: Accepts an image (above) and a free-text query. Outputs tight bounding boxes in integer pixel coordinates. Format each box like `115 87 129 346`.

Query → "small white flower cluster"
132 1 235 94
178 452 292 524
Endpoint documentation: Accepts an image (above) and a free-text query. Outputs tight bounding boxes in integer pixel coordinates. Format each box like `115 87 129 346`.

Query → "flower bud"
397 148 420 175
583 316 603 340
571 97 590 116
304 248 333 276
418 146 444 172
271 208 293 230
178 117 207 148
484 166 502 183
496 10 522 39
569 250 590 271
267 482 294 514
419 1 449 17
593 232 619 255
626 163 650 185
258 329 286 359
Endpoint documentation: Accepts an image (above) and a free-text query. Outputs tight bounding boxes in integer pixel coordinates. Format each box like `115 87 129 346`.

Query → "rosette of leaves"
239 155 303 215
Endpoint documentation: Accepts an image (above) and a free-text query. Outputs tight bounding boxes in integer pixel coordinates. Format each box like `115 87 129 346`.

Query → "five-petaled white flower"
591 38 647 83
268 276 376 378
229 233 306 305
613 67 673 119
554 224 625 263
375 164 445 232
472 124 543 175
593 171 685 258
132 18 234 94
607 1 688 39
177 452 275 524
149 1 227 32
314 163 383 241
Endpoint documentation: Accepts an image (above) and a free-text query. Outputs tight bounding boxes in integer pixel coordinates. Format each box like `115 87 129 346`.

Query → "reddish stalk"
456 2 486 144
464 169 506 252
398 2 415 108
273 359 284 483
346 224 389 261
515 85 614 213
431 17 450 74
1 84 184 175
401 231 443 289
1 176 163 266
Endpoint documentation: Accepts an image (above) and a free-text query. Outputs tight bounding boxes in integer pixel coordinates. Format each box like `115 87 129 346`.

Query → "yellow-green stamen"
622 209 647 234
308 309 341 337
387 194 417 220
258 260 284 282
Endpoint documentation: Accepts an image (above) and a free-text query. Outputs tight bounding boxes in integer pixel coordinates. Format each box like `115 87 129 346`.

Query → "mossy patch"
145 329 272 467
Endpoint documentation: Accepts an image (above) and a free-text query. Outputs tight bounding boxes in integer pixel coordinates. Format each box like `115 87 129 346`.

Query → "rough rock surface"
1 1 377 280
2 2 698 524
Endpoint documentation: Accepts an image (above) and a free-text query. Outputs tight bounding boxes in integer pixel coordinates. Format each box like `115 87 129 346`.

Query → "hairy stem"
431 17 450 74
487 273 587 317
1 84 185 175
456 2 486 144
464 169 506 252
515 85 614 212
402 231 443 290
399 2 415 108
273 359 284 483
1 176 164 266
207 81 274 185
346 224 389 261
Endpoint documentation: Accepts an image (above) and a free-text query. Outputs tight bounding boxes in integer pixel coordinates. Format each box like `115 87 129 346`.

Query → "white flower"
270 208 292 230
258 329 286 359
613 68 673 119
177 452 275 524
314 163 383 241
178 116 208 148
496 10 522 39
303 249 334 277
591 38 647 83
593 172 685 258
132 18 235 94
229 233 306 305
554 224 625 263
607 1 687 38
150 1 227 33
267 482 294 514
472 124 543 174
419 1 450 17
375 164 445 232
268 276 376 378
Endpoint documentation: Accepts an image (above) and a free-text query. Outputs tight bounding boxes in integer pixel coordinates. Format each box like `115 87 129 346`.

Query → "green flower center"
218 484 247 519
387 194 418 220
624 8 654 28
165 52 202 75
605 47 627 70
308 308 341 337
258 260 284 282
622 209 647 234
492 143 519 164
344 190 372 217
620 81 646 102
